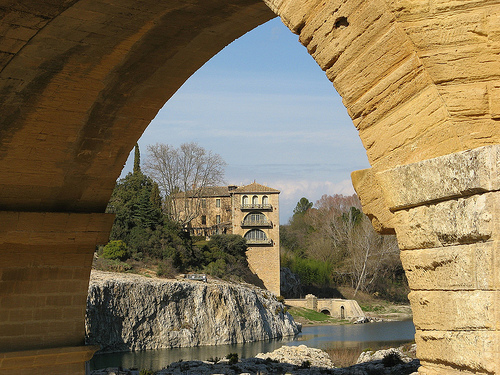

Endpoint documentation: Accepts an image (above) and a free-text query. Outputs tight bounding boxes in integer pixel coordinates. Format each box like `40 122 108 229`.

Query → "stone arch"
0 1 499 374
320 308 331 316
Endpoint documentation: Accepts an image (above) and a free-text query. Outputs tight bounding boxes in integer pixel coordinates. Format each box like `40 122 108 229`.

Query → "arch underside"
0 0 499 374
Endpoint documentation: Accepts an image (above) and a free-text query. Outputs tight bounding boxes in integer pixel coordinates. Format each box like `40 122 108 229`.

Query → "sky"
123 17 371 223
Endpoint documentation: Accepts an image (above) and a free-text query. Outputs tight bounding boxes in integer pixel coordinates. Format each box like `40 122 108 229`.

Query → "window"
216 215 221 224
244 229 268 242
216 198 221 208
243 212 267 225
201 199 207 208
252 195 258 205
262 196 268 205
201 215 206 225
242 195 248 205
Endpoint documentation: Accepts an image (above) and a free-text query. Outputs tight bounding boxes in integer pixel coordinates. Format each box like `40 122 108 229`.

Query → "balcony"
245 238 273 246
241 203 272 211
241 219 273 228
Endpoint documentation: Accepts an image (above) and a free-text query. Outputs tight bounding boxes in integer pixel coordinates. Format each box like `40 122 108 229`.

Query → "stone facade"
175 182 281 295
1 0 500 374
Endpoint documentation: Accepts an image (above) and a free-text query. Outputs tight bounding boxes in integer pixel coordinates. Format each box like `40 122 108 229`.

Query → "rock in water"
86 270 300 352
255 344 335 368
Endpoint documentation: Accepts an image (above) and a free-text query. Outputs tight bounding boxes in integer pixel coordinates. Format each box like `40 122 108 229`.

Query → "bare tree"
309 194 400 296
144 142 226 226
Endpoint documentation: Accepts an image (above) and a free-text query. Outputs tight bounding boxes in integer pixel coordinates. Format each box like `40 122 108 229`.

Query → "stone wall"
1 0 500 374
362 145 500 374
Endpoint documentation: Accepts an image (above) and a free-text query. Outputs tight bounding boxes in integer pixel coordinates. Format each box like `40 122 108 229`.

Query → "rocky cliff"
86 271 300 352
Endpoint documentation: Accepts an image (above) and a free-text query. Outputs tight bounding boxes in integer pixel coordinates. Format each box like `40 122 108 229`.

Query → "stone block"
304 0 393 74
419 44 500 84
409 290 498 331
415 330 500 374
438 82 489 117
402 8 489 50
331 24 415 105
276 0 323 33
489 81 500 119
394 192 498 250
359 85 450 167
351 167 396 234
349 54 431 131
400 242 496 290
377 145 500 210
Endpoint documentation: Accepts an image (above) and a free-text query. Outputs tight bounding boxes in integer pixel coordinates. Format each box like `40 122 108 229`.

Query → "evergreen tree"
106 144 165 258
133 143 141 174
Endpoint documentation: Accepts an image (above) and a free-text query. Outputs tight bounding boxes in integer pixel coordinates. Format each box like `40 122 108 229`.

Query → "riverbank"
91 344 419 375
288 303 412 326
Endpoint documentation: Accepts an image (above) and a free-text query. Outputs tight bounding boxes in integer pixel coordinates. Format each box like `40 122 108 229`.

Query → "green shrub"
226 353 239 365
102 240 129 261
139 369 155 375
93 257 132 272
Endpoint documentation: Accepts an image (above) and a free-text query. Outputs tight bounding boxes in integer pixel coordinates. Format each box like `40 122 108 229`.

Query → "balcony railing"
245 238 273 245
241 203 272 211
241 219 273 227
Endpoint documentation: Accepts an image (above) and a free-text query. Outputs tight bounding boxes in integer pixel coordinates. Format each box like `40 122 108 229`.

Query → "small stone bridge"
286 294 365 321
0 0 499 374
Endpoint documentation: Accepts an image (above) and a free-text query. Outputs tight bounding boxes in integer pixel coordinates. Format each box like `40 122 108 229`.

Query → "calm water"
90 320 415 371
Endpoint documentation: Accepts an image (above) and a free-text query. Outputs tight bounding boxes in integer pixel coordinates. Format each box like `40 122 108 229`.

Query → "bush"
226 353 239 365
382 351 404 367
139 369 155 375
93 257 132 272
102 240 129 261
156 260 177 278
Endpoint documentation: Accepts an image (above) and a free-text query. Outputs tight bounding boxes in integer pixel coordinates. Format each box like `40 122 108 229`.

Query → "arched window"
252 195 258 205
243 212 268 226
262 196 268 205
244 229 268 243
242 195 248 205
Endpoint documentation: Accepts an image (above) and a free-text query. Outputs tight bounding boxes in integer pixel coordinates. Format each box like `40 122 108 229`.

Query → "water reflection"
90 320 415 371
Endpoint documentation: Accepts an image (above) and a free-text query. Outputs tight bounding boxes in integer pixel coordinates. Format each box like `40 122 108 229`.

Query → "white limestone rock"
85 271 300 352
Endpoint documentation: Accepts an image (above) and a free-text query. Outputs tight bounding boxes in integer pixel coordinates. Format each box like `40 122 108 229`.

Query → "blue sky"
124 17 370 222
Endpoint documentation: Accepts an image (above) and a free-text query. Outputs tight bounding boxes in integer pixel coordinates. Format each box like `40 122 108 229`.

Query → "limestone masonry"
0 0 499 374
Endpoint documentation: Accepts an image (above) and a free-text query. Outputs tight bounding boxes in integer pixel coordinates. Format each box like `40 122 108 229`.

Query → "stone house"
174 182 281 295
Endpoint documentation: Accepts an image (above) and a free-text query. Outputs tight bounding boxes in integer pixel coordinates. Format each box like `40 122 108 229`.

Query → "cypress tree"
133 143 141 175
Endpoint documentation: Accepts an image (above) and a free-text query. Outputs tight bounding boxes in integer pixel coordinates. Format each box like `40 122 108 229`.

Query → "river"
90 320 415 371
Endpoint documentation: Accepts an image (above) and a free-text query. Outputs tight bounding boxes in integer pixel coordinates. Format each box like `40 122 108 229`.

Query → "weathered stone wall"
232 187 281 295
371 145 500 374
1 0 500 374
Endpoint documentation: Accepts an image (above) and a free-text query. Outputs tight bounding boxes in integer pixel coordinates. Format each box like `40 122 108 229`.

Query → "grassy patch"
287 306 347 324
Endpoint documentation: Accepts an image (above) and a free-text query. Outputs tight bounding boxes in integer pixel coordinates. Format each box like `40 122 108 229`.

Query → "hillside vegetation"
280 196 409 303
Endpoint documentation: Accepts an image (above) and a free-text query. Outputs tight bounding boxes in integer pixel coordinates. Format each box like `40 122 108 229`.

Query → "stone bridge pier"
354 145 500 374
1 0 500 374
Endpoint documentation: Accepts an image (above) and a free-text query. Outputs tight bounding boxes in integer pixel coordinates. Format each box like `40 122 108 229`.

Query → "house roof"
233 182 280 194
172 186 230 198
173 182 279 198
